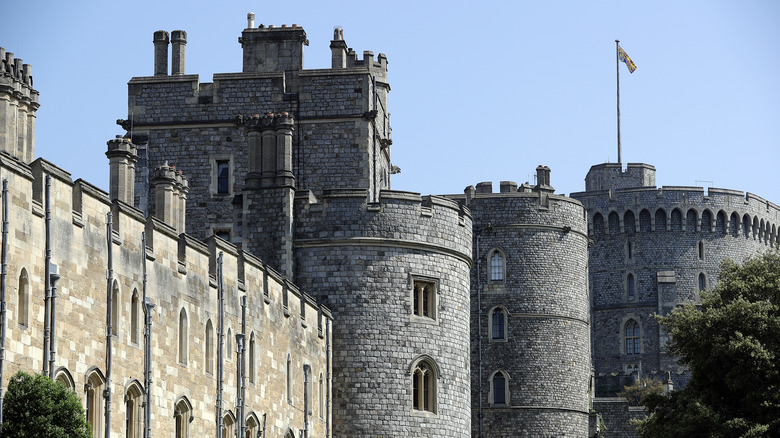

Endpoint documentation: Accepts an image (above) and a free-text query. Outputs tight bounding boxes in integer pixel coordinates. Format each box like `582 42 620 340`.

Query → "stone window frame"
698 240 705 260
622 317 642 355
204 318 214 375
625 271 637 302
174 396 192 438
85 367 106 438
54 366 75 391
130 288 140 346
111 280 120 337
408 354 440 417
248 332 256 385
488 370 510 406
226 327 233 363
246 412 261 438
125 379 144 438
488 306 508 342
319 372 325 419
222 410 236 438
209 154 234 197
210 224 233 244
625 241 634 261
178 307 188 366
487 248 507 283
410 275 439 324
287 353 293 405
17 268 29 328
698 272 707 291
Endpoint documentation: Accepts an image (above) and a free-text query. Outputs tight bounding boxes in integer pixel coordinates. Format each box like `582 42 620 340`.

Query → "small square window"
412 279 436 320
215 230 231 242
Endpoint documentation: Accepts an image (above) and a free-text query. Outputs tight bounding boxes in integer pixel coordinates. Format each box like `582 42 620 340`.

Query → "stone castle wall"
573 182 779 392
125 30 391 244
449 181 591 437
0 154 331 438
292 189 474 437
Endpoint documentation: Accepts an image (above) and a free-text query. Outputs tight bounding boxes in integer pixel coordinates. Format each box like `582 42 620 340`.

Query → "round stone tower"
293 189 473 437
572 162 780 393
452 166 591 437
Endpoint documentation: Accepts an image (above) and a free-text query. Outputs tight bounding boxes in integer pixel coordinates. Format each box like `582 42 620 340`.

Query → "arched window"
411 358 437 413
85 368 106 438
112 281 120 336
205 319 214 374
698 273 707 291
248 332 256 384
17 269 29 327
490 307 506 341
319 373 325 418
489 250 505 282
130 290 139 344
54 367 75 391
226 328 233 361
125 381 144 438
489 371 510 405
627 274 636 301
174 397 192 438
179 308 188 365
221 412 235 438
287 354 293 404
246 413 260 438
625 320 640 354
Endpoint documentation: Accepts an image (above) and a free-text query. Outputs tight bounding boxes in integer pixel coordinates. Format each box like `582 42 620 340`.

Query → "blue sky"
2 1 779 203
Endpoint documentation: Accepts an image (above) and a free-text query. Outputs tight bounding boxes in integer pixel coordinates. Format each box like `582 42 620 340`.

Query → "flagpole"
616 39 622 164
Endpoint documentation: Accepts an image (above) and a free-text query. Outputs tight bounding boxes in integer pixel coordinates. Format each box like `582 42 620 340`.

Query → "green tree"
2 370 91 438
617 377 663 406
635 253 780 438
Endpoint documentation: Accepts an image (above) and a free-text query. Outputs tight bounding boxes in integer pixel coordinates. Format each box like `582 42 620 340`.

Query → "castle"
0 13 777 438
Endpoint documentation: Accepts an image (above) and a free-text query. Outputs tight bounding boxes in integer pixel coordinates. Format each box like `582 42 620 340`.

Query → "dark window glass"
493 374 506 404
492 309 505 340
217 161 229 194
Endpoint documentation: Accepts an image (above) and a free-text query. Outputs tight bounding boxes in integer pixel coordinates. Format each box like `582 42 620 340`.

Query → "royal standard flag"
618 46 637 73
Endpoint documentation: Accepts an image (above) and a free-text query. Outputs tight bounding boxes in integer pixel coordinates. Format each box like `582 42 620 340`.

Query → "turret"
152 162 188 233
171 30 187 75
0 47 39 163
153 30 170 76
584 162 656 191
239 17 308 73
106 136 138 204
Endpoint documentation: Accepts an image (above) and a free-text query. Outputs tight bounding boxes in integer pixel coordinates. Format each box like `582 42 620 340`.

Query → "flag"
618 46 637 73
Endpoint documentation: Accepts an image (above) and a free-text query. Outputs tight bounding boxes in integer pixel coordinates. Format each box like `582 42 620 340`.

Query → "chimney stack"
330 27 347 69
153 30 170 76
171 30 187 75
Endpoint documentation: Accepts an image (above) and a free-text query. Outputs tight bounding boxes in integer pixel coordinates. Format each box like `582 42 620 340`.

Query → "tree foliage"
2 370 91 438
635 253 780 438
617 377 663 406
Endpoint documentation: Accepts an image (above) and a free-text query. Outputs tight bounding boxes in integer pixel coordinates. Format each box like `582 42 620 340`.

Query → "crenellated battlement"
0 46 39 163
0 150 332 343
572 184 780 245
293 188 472 264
